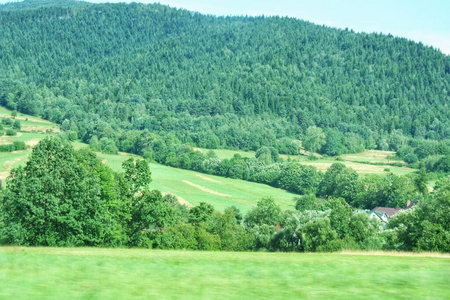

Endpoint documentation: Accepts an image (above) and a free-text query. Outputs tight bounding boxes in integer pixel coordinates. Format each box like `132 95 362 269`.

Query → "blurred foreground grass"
0 247 448 299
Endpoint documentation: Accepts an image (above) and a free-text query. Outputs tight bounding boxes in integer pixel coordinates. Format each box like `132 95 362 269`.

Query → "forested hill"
1 1 449 154
0 0 88 11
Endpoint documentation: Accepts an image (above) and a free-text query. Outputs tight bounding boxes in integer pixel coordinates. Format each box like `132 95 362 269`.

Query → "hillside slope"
0 1 449 153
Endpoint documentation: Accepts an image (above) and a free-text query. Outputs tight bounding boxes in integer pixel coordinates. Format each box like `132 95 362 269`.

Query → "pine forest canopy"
0 0 449 154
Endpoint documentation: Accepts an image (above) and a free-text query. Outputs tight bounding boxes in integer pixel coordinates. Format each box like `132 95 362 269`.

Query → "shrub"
13 141 26 151
5 129 17 136
1 118 13 126
12 120 21 130
0 144 15 152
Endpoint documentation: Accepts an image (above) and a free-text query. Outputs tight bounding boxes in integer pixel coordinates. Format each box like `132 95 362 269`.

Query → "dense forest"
0 0 449 159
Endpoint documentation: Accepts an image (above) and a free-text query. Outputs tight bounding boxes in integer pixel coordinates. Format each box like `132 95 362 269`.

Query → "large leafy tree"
317 163 358 205
0 138 114 246
302 126 326 155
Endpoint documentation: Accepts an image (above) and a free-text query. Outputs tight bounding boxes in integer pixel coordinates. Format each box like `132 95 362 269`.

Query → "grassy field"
196 147 417 175
147 163 296 212
0 106 58 182
95 151 296 213
0 247 448 299
0 106 59 133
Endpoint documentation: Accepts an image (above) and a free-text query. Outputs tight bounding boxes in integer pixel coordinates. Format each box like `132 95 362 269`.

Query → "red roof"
372 207 400 218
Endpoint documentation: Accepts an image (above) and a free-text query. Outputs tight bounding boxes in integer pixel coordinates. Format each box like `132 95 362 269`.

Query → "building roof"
355 209 389 223
372 207 400 217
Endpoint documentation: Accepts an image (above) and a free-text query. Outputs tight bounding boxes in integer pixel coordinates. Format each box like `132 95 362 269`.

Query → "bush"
5 129 17 136
13 141 26 151
12 120 21 130
1 118 13 126
403 153 418 164
391 162 404 167
0 144 15 152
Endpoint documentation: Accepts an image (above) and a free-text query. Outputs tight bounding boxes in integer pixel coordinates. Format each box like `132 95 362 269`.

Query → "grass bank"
0 247 448 299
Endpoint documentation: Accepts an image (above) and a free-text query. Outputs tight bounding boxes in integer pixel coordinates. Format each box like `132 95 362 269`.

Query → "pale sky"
2 0 449 55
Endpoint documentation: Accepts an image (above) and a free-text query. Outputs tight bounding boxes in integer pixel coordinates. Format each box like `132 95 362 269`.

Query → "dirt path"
161 192 193 207
195 174 220 183
183 180 231 197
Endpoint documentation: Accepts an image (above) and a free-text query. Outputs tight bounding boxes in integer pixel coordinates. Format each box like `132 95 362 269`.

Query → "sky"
1 0 449 55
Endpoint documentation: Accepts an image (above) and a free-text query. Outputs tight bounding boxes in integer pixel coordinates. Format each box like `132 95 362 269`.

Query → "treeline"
0 2 449 156
393 136 450 173
0 138 448 252
132 137 427 209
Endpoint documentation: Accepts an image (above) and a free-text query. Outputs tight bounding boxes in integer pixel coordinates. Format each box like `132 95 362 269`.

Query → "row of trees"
136 137 426 209
0 138 448 252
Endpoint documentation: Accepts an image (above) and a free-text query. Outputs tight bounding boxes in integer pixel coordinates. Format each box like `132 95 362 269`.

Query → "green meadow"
96 151 296 213
196 147 416 175
0 247 448 299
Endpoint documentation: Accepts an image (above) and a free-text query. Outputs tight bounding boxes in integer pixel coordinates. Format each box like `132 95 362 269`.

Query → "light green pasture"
0 247 448 300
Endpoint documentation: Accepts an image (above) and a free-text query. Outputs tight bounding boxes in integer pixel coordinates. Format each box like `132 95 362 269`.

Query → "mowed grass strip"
0 247 448 300
95 152 295 212
0 106 59 132
196 147 417 175
148 163 296 213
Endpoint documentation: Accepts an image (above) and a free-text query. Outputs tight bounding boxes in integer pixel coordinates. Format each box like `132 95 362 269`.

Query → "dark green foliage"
352 173 420 209
294 194 319 211
0 1 448 252
0 0 89 11
386 176 450 252
317 163 358 204
302 126 326 155
0 138 112 246
0 137 446 252
1 118 12 126
0 141 26 152
122 158 152 194
5 129 16 136
302 218 340 252
189 202 215 225
12 120 21 130
244 197 281 228
13 141 26 150
277 163 321 194
321 129 346 156
255 146 280 165
0 2 448 157
347 212 382 250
